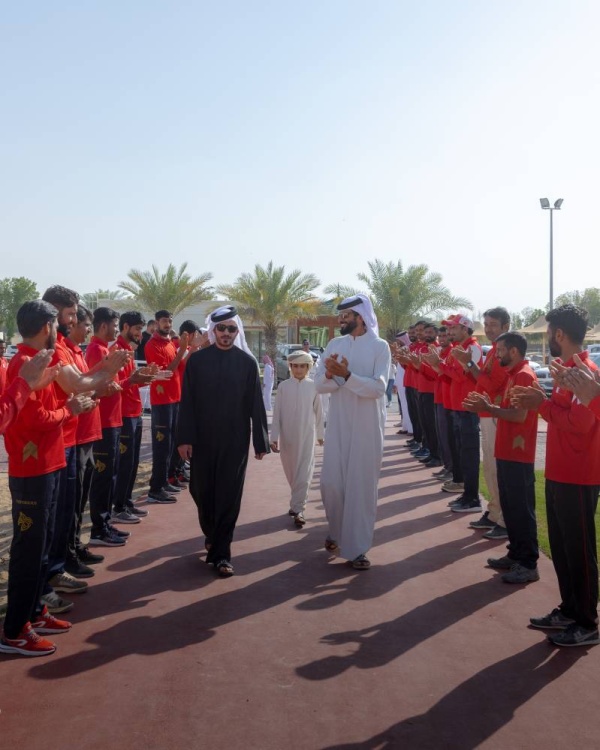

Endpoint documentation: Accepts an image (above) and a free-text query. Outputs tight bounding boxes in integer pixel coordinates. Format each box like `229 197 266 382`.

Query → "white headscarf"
206 305 254 358
338 294 379 336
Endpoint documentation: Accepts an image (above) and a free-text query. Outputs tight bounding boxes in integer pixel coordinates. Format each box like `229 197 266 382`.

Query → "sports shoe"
413 448 430 459
529 608 576 630
40 591 74 614
501 563 540 584
112 510 141 525
127 504 149 517
48 571 89 594
447 495 465 507
487 555 516 570
89 530 127 547
77 546 104 564
423 458 442 468
108 524 130 538
548 624 600 647
436 470 453 482
293 512 306 527
164 483 182 493
432 466 448 476
469 512 496 529
147 489 178 504
168 477 185 489
451 499 482 513
441 481 464 493
178 468 190 482
31 606 72 634
483 524 509 540
0 623 56 657
64 558 95 579
406 439 418 447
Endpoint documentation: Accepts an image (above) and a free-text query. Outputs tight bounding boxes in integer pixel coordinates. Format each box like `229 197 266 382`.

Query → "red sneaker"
31 606 72 634
0 622 57 657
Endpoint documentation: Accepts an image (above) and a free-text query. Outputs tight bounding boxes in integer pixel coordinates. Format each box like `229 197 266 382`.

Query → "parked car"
527 360 541 371
4 344 18 359
534 366 553 396
276 344 320 383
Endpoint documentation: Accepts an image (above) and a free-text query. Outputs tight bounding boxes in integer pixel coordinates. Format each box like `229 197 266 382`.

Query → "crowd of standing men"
0 287 599 657
394 303 600 647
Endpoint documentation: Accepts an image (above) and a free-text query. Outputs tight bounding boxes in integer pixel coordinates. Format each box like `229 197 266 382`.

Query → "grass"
479 467 600 562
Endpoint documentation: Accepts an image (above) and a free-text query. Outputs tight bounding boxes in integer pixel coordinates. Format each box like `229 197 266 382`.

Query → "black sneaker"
451 499 482 513
147 489 178 504
406 439 418 447
89 530 126 547
164 483 182 493
108 524 130 538
529 608 576 630
423 458 442 468
487 555 516 570
548 624 600 647
128 505 149 517
469 511 495 529
77 546 105 564
65 559 95 579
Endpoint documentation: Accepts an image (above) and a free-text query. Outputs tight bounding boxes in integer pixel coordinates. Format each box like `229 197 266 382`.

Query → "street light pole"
540 198 563 312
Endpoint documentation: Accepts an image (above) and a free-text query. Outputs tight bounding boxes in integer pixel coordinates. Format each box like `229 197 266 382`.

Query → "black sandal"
215 559 234 577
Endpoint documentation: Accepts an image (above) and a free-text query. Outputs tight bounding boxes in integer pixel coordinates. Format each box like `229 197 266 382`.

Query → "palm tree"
118 263 214 316
81 289 129 311
324 259 471 340
217 261 321 366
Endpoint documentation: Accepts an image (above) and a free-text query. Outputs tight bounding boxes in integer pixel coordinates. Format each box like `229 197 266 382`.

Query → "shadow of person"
319 642 585 749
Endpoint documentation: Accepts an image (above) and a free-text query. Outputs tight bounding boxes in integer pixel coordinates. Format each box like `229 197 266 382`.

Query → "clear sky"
2 1 599 317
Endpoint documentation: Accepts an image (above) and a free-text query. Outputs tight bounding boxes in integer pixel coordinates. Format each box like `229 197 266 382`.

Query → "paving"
1 411 598 750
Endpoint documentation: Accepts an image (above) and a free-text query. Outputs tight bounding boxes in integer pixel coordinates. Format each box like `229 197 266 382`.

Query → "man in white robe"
314 295 391 570
269 351 324 526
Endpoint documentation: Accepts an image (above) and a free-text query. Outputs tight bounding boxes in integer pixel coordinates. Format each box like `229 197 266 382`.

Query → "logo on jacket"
96 459 107 473
22 441 38 462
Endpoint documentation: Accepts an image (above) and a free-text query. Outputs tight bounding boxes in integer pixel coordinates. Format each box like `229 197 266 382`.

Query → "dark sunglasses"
215 324 238 333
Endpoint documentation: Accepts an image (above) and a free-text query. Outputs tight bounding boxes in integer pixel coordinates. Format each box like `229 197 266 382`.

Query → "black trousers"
189 447 249 563
546 479 599 630
452 411 480 500
4 471 60 638
497 459 538 569
114 415 143 511
418 392 438 458
447 409 462 482
150 403 180 492
89 426 121 535
405 387 422 444
435 403 453 471
67 441 95 563
46 446 77 582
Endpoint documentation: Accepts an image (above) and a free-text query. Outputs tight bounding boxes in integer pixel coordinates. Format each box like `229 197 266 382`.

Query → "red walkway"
1 416 598 749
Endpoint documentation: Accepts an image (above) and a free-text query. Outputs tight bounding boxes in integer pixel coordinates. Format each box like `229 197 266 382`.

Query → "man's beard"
549 333 561 358
158 327 170 338
340 320 358 336
57 323 70 337
424 336 436 344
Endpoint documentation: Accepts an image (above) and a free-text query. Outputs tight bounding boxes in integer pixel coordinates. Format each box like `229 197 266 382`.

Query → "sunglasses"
215 324 238 333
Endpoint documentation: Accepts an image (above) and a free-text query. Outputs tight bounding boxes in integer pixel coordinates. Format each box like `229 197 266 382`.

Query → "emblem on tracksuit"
17 512 33 532
22 441 38 462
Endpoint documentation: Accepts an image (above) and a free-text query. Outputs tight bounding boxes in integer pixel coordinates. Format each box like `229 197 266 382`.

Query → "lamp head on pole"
554 198 564 209
540 198 550 209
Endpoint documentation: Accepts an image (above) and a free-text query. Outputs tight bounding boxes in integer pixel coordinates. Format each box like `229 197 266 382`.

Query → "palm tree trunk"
264 323 278 375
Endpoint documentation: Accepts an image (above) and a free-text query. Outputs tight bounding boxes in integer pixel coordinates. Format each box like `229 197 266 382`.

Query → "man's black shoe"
77 546 105 565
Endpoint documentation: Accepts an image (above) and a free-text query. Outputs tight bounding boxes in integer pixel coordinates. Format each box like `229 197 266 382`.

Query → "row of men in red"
0 287 162 657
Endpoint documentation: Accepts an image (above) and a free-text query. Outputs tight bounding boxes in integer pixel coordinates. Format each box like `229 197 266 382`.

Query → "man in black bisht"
177 305 270 577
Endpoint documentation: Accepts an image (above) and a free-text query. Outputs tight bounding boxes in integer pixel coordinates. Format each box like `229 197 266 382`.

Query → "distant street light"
539 198 563 310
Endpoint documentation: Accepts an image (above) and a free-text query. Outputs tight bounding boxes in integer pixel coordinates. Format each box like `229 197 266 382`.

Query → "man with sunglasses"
177 305 270 577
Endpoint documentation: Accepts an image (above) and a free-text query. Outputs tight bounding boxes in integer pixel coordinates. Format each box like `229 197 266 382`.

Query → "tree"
0 277 38 339
217 261 321 366
555 288 600 326
520 307 546 327
324 259 471 341
81 289 129 310
118 263 214 316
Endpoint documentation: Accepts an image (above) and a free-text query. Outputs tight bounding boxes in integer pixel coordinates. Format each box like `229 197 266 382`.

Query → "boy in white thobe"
270 351 324 527
315 295 390 570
